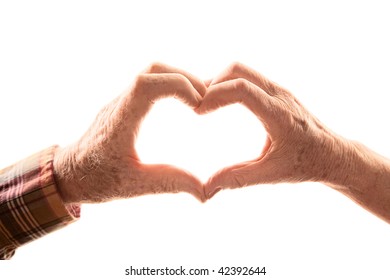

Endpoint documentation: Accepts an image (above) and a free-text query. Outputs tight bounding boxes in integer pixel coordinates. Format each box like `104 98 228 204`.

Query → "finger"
204 136 272 199
210 62 284 96
139 164 206 202
121 74 202 133
136 73 202 107
121 73 203 146
205 158 282 199
197 79 278 129
144 62 207 96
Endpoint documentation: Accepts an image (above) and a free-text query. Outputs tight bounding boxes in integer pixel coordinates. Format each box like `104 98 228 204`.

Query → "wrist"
304 130 352 184
322 137 390 222
318 135 359 187
323 139 383 190
53 146 80 204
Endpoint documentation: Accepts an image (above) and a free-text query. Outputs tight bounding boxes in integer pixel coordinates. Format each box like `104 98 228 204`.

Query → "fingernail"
208 187 221 199
194 106 205 115
198 188 207 203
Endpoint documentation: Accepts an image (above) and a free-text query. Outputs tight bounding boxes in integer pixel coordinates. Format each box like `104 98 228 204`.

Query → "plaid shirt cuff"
0 146 81 259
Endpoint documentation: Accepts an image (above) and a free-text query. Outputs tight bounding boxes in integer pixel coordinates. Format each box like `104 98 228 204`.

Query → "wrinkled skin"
199 62 390 223
198 62 348 194
54 62 390 223
54 63 207 203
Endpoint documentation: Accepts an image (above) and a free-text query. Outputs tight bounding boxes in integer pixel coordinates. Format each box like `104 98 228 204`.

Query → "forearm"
323 138 390 223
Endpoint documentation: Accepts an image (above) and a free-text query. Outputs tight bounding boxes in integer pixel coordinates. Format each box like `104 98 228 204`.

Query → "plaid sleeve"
0 146 80 260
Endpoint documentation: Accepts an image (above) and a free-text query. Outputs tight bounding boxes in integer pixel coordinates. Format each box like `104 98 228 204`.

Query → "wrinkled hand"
198 63 348 198
54 63 207 203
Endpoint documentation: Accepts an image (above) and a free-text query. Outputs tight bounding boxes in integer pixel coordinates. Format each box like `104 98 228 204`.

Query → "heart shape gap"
136 99 267 183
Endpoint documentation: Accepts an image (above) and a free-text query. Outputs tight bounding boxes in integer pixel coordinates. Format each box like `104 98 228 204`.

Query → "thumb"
205 158 283 199
140 164 206 202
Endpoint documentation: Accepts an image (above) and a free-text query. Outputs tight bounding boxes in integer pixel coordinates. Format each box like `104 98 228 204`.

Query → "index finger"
144 62 207 97
122 73 203 145
197 78 280 132
210 62 286 97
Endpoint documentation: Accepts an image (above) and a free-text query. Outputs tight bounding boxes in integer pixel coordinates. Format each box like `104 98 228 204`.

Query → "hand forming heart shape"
136 98 267 184
54 62 342 205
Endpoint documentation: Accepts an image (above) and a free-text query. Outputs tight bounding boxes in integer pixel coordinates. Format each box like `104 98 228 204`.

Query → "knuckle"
132 74 148 94
145 62 164 73
233 78 250 92
266 79 287 97
172 72 187 81
228 61 245 75
265 79 278 93
171 73 191 89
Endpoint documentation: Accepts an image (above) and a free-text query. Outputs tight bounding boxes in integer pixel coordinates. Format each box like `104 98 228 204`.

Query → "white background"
1 0 390 279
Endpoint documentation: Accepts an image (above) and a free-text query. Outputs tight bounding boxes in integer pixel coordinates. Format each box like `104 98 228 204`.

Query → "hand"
54 63 207 203
198 62 351 198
